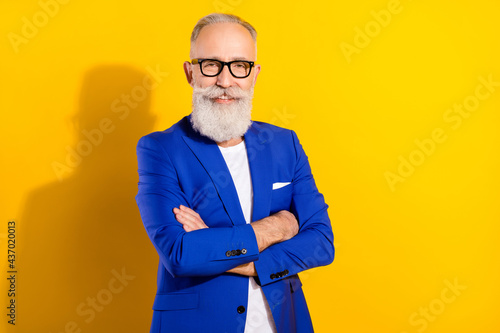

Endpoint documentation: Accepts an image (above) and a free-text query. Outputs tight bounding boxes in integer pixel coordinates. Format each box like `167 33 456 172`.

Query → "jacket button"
235 249 242 256
241 248 247 254
237 305 246 314
225 251 232 257
270 274 276 279
284 270 289 275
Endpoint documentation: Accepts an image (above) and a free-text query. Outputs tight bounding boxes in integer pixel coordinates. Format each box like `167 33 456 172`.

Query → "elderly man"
136 13 334 333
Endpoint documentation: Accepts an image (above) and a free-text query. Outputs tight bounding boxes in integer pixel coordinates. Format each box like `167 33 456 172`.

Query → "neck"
217 136 244 148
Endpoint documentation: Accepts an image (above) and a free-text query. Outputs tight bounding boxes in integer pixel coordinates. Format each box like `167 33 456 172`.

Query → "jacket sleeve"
254 130 335 286
135 134 260 278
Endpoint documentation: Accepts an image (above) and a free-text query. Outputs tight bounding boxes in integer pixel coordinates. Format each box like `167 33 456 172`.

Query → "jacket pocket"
153 292 199 311
270 183 293 213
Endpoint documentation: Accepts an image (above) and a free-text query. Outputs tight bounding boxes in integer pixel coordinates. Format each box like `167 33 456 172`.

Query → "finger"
182 223 194 232
174 207 196 224
179 205 202 220
175 212 198 231
174 209 207 230
178 206 207 228
174 210 194 225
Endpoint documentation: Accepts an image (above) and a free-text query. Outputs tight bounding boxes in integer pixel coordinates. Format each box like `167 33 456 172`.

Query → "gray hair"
189 13 257 58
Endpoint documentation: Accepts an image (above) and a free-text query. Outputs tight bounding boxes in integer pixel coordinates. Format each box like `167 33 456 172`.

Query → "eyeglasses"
191 59 255 78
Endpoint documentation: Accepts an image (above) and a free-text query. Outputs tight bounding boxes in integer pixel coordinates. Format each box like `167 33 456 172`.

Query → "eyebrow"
202 56 252 61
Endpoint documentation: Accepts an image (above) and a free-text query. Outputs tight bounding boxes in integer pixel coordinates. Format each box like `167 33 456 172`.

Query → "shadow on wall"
19 65 159 332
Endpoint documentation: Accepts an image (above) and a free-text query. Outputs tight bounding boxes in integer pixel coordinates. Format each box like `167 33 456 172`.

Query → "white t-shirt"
218 140 277 333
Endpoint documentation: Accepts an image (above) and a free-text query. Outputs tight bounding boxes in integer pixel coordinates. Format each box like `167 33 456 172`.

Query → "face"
184 22 261 102
184 22 261 143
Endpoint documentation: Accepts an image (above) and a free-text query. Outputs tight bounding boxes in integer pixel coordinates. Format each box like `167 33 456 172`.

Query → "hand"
226 262 257 276
174 205 256 276
173 205 208 232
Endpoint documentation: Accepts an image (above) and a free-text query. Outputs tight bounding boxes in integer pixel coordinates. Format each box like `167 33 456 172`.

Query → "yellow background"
1 0 499 332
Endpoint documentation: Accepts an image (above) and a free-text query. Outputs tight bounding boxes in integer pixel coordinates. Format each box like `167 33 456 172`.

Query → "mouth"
212 94 236 104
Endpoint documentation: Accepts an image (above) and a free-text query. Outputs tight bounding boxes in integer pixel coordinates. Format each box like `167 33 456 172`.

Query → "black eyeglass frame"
191 59 255 78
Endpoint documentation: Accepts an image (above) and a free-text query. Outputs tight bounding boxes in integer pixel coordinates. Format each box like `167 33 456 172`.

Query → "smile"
213 95 235 103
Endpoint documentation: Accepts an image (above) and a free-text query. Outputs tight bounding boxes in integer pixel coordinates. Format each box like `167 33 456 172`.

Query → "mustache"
194 85 248 100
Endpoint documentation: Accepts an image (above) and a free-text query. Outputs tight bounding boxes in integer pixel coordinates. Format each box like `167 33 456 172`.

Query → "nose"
216 64 234 88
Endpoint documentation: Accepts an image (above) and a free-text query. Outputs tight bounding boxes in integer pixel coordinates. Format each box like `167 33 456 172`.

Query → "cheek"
236 78 254 90
194 74 217 88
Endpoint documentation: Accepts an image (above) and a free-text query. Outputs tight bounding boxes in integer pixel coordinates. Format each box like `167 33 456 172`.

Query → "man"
135 13 334 333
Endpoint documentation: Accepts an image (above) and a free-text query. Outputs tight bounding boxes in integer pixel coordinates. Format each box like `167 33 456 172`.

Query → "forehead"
192 22 256 60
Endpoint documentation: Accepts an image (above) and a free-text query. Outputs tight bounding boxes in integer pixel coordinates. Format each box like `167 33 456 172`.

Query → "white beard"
190 83 254 143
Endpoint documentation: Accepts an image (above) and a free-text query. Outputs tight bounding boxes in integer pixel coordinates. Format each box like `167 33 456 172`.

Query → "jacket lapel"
182 119 273 225
244 124 273 222
182 129 246 226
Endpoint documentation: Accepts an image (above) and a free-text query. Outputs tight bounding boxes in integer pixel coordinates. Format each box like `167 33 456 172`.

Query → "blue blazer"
136 116 334 333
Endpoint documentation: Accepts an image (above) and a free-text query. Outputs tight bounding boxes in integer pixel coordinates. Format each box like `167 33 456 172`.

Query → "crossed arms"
136 128 334 286
173 205 299 276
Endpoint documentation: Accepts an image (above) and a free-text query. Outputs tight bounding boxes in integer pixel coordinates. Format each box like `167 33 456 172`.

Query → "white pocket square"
272 182 291 190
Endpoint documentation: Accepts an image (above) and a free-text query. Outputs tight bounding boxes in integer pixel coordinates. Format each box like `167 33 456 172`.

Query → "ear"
183 61 194 87
252 64 261 86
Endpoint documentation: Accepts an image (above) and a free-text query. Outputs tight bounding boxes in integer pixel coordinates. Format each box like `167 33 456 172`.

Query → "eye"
203 62 218 68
